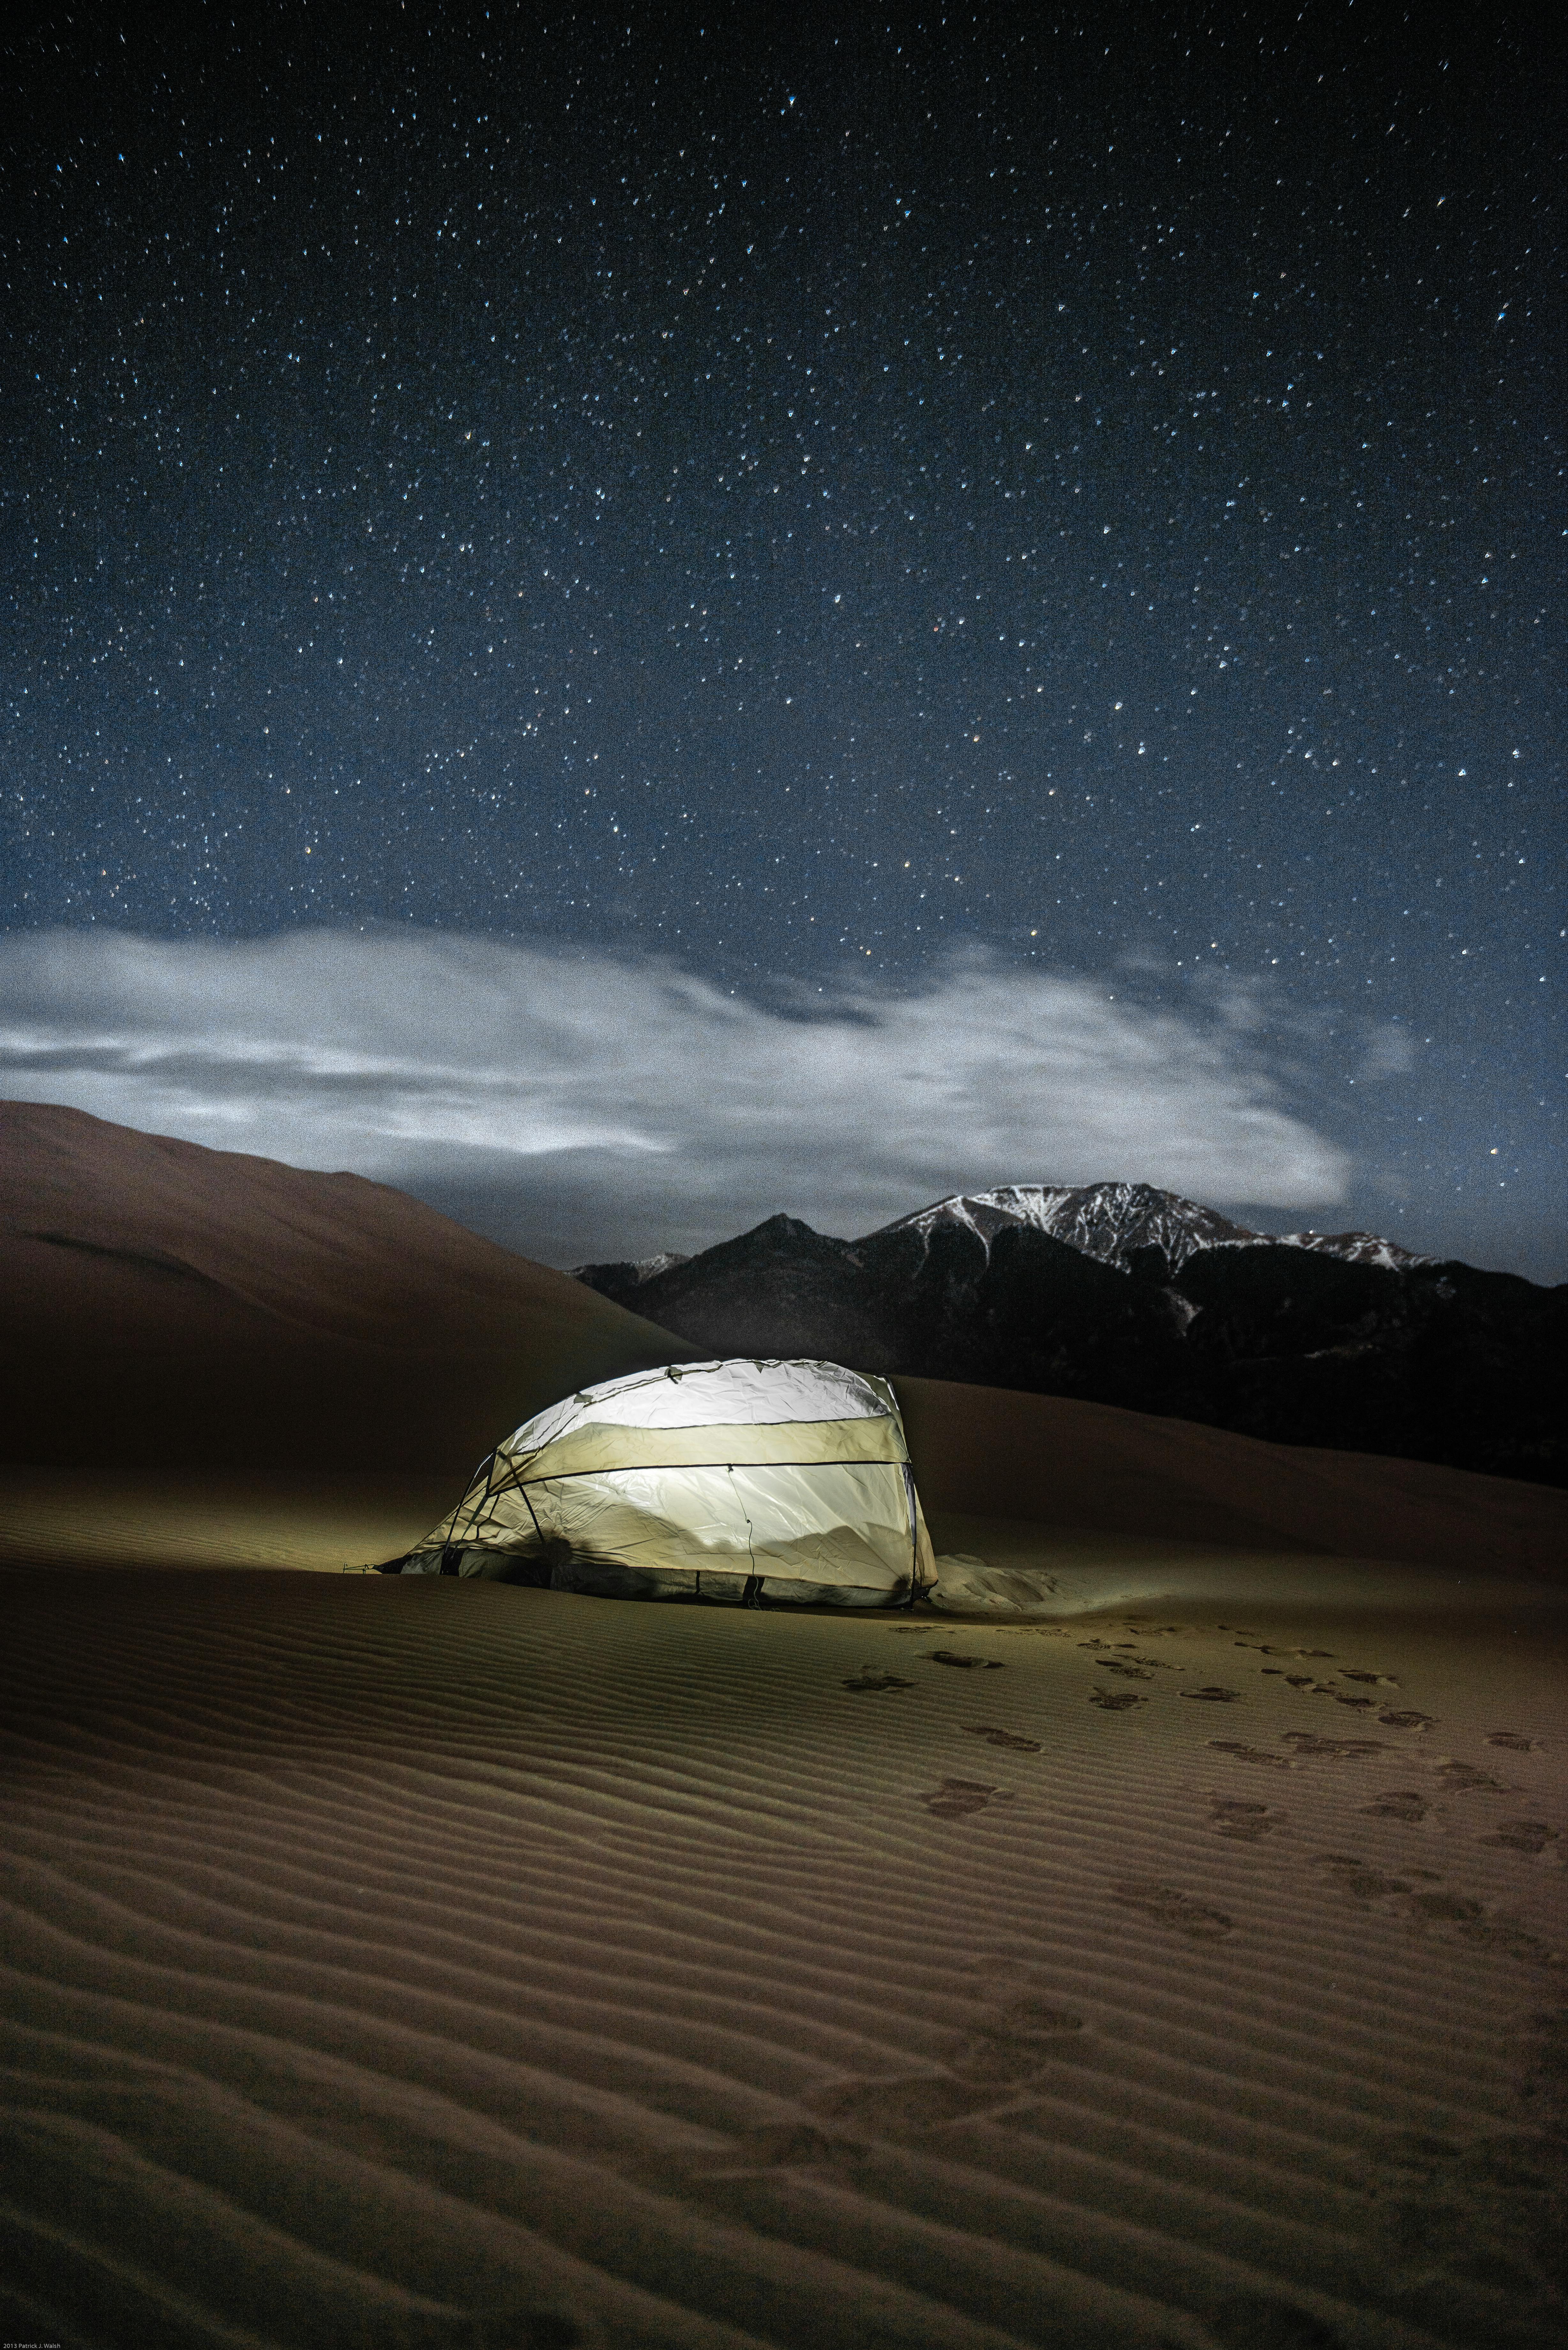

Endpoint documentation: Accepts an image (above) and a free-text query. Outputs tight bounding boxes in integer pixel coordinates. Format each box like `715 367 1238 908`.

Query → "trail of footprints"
662 1983 1568 2350
671 1968 1096 2176
836 1617 1559 1965
847 1617 1454 1736
843 1621 1555 1807
651 1606 1562 2350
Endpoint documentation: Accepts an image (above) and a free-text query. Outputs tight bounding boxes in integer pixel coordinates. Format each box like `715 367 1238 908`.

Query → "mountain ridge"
576 1180 1437 1292
576 1184 1563 1489
864 1181 1433 1274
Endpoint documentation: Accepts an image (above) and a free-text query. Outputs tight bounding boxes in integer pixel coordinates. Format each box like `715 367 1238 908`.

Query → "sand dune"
1 1102 697 1481
3 1566 1565 2348
4 1102 1567 2344
895 1379 1568 1583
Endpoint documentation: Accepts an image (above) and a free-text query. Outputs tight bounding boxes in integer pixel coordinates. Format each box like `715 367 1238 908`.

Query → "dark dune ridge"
892 1380 1568 1583
0 1101 698 1484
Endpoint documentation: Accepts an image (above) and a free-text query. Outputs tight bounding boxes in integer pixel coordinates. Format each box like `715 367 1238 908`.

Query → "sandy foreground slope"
2 1563 1565 2350
3 1102 1566 2346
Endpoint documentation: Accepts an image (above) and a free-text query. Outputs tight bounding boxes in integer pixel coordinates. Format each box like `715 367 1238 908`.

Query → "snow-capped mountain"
571 1247 690 1288
1269 1229 1431 1274
573 1184 1559 1489
629 1250 691 1284
867 1182 1433 1276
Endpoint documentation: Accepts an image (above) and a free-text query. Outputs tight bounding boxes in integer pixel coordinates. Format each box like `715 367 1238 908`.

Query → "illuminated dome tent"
388 1358 938 1608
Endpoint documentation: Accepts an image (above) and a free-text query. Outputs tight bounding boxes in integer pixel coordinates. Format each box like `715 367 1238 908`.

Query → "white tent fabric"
391 1359 938 1607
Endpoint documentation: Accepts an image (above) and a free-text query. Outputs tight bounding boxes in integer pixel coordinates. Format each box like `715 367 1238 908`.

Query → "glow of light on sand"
1 927 1350 1233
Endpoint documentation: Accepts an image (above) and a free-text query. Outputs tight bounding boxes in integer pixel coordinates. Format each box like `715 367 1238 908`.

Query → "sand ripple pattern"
2 1573 1565 2349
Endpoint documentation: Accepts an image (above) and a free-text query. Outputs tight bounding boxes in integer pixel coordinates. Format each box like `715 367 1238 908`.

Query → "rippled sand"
3 1542 1564 2349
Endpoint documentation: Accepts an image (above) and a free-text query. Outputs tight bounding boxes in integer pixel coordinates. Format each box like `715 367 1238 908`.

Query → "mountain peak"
863 1183 1433 1274
866 1182 1258 1271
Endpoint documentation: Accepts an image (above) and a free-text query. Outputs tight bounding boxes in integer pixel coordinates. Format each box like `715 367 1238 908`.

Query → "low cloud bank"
0 928 1350 1260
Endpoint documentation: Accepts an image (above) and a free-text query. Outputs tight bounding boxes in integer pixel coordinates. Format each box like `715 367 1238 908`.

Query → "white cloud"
0 927 1350 1257
1359 1021 1417 1080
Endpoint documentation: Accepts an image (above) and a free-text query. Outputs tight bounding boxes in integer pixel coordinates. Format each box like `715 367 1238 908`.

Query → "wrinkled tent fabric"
388 1358 938 1608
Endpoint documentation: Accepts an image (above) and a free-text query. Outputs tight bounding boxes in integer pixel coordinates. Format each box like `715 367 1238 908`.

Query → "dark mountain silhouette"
577 1184 1566 1489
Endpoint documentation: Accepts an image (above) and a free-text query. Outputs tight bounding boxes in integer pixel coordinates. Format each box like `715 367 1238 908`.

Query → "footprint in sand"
1338 1669 1400 1687
1407 1889 1489 1923
1089 1687 1147 1711
1264 1674 1376 1706
1210 1797 1278 1841
997 1994 1086 2035
1379 1709 1436 1731
1372 2128 1568 2307
942 2031 1062 2087
684 2121 870 2173
1181 1686 1243 1702
1488 1732 1540 1753
803 2074 1001 2137
1483 1821 1560 1856
1229 1642 1336 1659
841 1668 915 1691
1235 1642 1340 1666
1436 1760 1520 1794
1420 1902 1565 1967
937 1992 1089 2081
1280 1732 1386 1759
1208 1740 1296 1771
1313 1860 1562 1967
963 1725 1041 1752
920 1778 1015 1819
1111 1882 1234 1940
1314 1853 1414 1903
1359 1789 1430 1822
1091 1657 1158 1680
925 1650 1004 1671
928 2002 1087 2090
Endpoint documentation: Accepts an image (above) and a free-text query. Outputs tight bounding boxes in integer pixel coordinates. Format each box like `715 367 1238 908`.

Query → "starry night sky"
3 8 1563 1278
